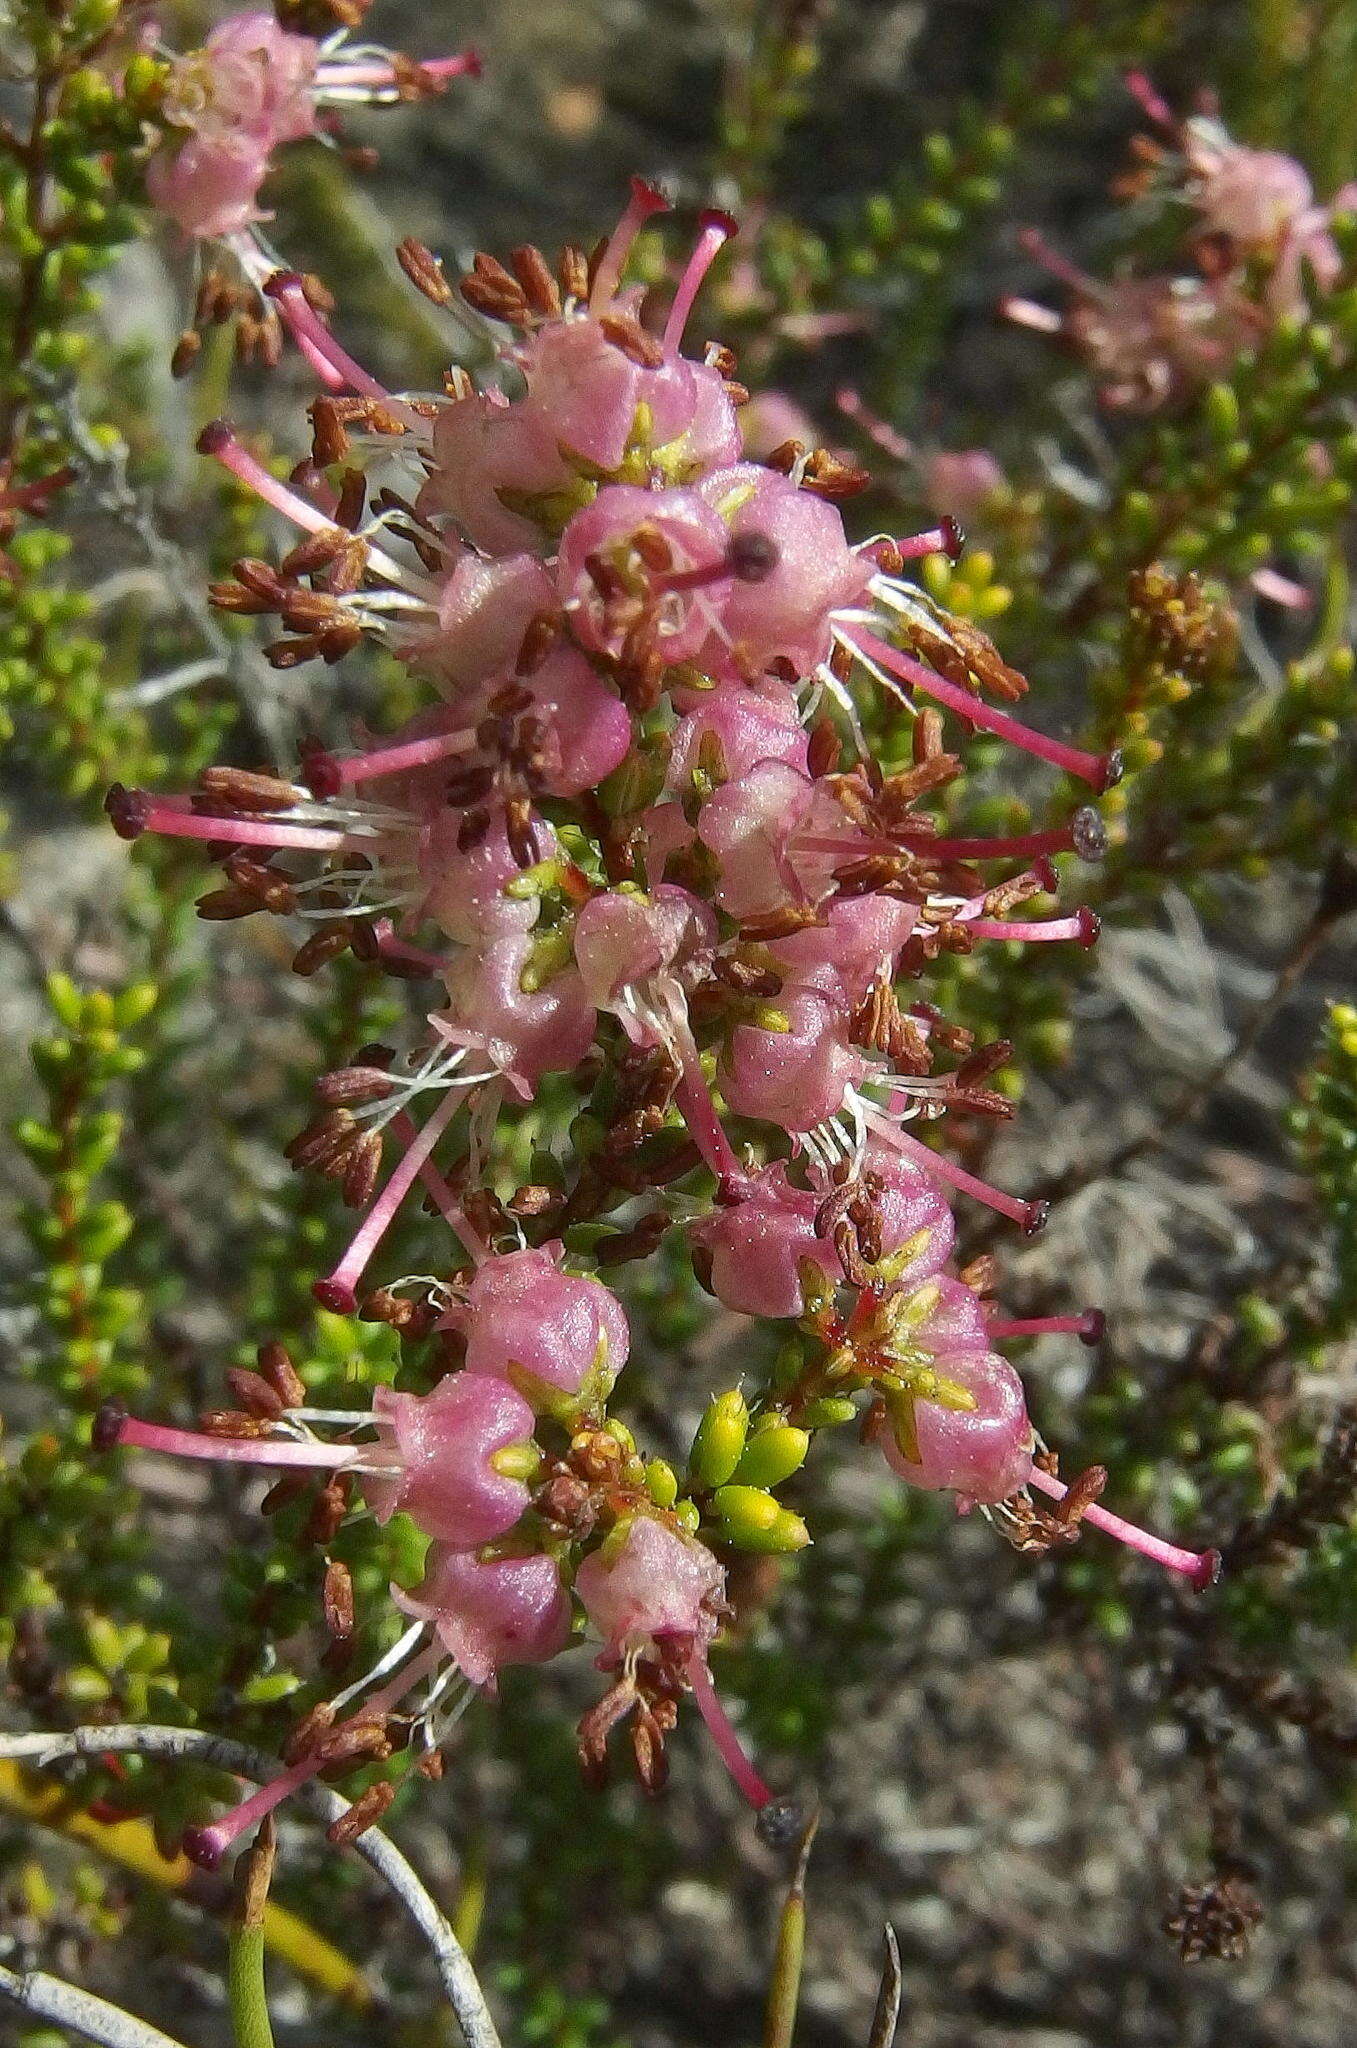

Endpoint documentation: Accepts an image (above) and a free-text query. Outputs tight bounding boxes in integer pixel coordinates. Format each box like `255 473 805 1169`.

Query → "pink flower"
721 985 866 1131
575 1515 724 1664
872 1349 1033 1503
394 1546 571 1689
459 1247 631 1403
362 1374 537 1546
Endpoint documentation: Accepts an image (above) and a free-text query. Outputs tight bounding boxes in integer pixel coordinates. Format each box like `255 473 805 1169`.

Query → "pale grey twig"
0 1724 502 2048
0 1962 190 2048
114 654 228 708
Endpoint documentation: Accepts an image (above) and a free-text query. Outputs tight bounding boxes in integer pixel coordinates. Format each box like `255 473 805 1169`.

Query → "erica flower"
97 178 1225 1856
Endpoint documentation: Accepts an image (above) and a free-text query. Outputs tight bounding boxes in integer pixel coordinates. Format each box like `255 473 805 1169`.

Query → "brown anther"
510 243 562 317
597 310 666 368
397 236 455 307
333 470 367 533
207 580 273 616
197 766 300 815
258 1341 305 1410
322 1560 355 1645
342 1130 384 1209
281 1701 336 1766
442 761 496 808
317 1066 395 1108
416 1748 445 1780
723 380 751 406
558 243 590 300
801 450 871 500
806 717 840 778
280 529 346 578
457 806 491 852
1052 1464 1108 1531
304 1474 352 1546
594 1210 670 1268
488 681 535 717
225 1368 285 1421
706 343 738 376
291 926 356 976
196 884 269 923
958 1254 997 1294
710 955 783 998
266 636 321 669
326 1780 397 1847
630 523 674 574
509 1183 559 1217
738 904 826 943
505 797 540 868
460 269 529 325
171 330 202 379
765 439 805 474
514 608 561 676
309 398 349 467
198 1410 270 1439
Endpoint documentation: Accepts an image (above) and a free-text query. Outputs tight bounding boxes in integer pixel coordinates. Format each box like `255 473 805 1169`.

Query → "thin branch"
0 1961 189 2048
867 1926 903 2048
0 1725 502 2048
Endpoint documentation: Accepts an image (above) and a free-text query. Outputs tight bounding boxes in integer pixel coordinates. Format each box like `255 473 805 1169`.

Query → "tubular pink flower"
839 625 1120 791
394 1546 571 1690
1026 1465 1220 1589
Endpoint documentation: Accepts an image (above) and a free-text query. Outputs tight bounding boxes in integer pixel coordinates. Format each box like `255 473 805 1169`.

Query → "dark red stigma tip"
1076 907 1101 948
181 1826 223 1871
313 1279 357 1314
262 270 305 302
940 514 965 561
105 784 149 840
300 750 343 801
196 419 234 458
1191 1547 1223 1593
92 1399 129 1451
1021 1200 1051 1238
1078 1308 1107 1347
1098 747 1124 793
461 47 484 78
630 175 671 215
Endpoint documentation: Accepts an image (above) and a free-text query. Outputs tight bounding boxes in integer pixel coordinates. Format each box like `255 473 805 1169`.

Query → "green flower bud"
732 1423 810 1489
690 1389 750 1489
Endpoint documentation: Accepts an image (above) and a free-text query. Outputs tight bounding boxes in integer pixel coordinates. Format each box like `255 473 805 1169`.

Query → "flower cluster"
141 5 477 370
102 181 1218 1861
1005 73 1357 411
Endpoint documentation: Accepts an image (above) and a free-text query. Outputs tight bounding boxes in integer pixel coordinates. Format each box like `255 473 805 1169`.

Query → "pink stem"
315 1087 464 1311
987 1310 1105 1346
334 727 475 787
835 387 914 463
1125 69 1176 130
891 524 961 561
964 908 1099 946
685 1652 772 1809
864 1106 1046 1233
1027 1465 1220 1590
314 51 481 87
389 1108 488 1264
662 210 737 354
183 1643 442 1868
590 176 671 308
197 422 334 535
672 1028 748 1189
900 825 1086 860
114 799 345 856
113 1417 353 1468
264 275 389 401
371 920 444 973
840 626 1118 791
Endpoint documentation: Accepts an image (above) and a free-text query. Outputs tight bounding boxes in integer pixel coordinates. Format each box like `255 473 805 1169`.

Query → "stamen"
589 176 671 308
197 422 335 537
1026 1465 1220 1589
685 1651 773 1809
836 626 1120 792
323 727 475 790
662 209 738 354
182 1642 441 1868
901 811 1107 863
